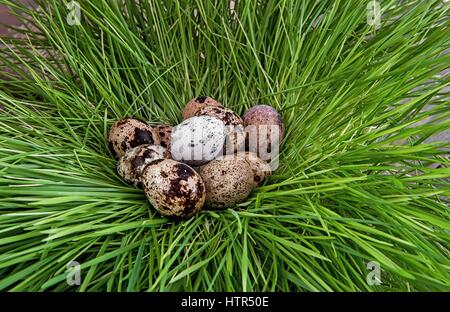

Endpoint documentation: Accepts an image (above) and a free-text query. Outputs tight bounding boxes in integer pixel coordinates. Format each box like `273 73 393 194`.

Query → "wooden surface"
0 5 21 35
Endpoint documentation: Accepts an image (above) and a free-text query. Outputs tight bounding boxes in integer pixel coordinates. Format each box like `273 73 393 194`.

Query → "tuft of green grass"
0 0 449 291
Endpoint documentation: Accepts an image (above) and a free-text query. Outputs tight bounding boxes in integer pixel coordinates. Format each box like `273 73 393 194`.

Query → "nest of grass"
0 0 448 291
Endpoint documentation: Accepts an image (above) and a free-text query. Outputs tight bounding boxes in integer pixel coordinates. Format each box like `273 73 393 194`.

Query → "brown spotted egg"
243 105 284 160
236 152 272 186
194 106 245 154
140 159 206 218
108 118 160 159
154 124 173 151
182 96 223 120
117 144 170 187
198 155 255 209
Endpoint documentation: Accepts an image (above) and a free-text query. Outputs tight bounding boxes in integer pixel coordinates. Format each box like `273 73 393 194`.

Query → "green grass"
0 0 449 291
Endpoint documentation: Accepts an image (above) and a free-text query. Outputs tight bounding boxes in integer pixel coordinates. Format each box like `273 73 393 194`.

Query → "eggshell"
236 152 271 186
171 116 226 166
182 96 223 120
154 124 173 151
117 144 170 187
141 159 206 218
108 118 160 159
243 105 284 160
198 155 255 209
193 106 245 154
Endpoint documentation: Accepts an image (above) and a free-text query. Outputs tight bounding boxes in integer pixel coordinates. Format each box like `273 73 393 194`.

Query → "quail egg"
154 124 173 151
171 116 226 166
243 105 284 160
117 144 170 187
193 105 245 154
182 96 223 120
236 152 271 186
108 118 160 159
141 159 206 218
198 155 255 209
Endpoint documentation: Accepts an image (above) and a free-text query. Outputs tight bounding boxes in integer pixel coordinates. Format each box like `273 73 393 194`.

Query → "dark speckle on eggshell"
120 138 128 152
144 158 165 167
132 127 154 147
196 96 207 103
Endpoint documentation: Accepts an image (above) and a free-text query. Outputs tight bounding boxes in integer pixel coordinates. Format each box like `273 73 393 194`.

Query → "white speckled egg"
193 106 245 154
140 159 206 218
171 116 226 166
117 144 170 187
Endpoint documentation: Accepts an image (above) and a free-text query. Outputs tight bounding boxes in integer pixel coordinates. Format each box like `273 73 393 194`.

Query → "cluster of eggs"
108 96 284 218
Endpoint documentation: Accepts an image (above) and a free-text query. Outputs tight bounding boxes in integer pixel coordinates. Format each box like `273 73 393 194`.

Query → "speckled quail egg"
171 116 226 166
198 155 255 209
140 159 206 218
182 96 223 120
243 105 284 160
117 144 170 187
108 118 160 159
154 124 173 151
236 152 272 186
193 106 245 154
